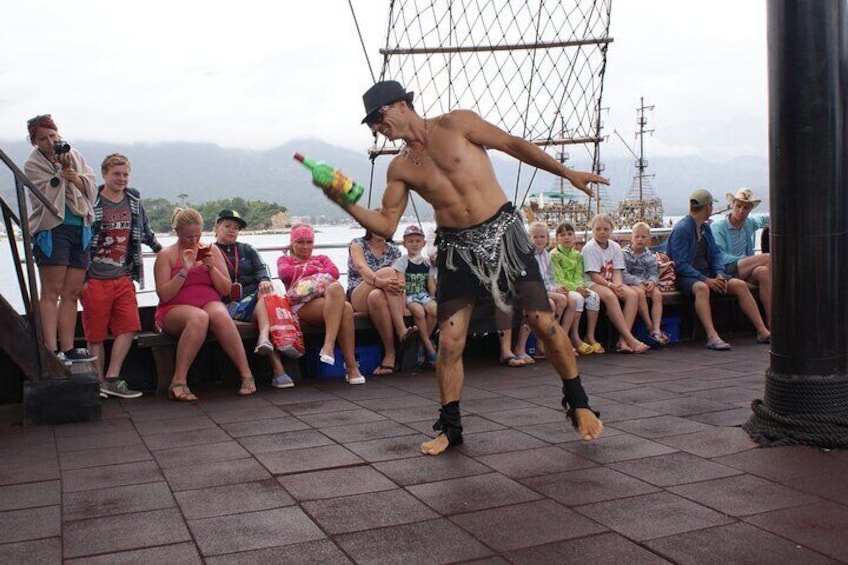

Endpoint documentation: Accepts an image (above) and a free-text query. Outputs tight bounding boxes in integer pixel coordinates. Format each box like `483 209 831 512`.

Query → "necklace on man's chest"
403 120 430 167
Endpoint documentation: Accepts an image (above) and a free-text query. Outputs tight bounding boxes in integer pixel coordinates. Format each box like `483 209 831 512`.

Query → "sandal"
590 342 605 354
576 342 594 355
650 331 669 346
372 364 394 376
400 326 420 345
500 355 524 368
254 339 274 356
346 373 366 385
517 354 536 365
239 376 256 396
168 383 197 402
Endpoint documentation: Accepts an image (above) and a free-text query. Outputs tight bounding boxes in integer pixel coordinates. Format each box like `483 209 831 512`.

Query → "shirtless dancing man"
321 81 606 455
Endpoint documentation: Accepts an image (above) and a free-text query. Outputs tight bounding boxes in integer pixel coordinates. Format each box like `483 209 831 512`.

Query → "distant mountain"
0 138 767 220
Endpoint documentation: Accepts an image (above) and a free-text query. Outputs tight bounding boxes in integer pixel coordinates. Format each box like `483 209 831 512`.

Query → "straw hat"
726 188 761 208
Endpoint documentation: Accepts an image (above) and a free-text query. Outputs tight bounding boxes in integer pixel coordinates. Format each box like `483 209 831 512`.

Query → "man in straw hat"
712 188 771 324
319 79 607 455
667 189 771 351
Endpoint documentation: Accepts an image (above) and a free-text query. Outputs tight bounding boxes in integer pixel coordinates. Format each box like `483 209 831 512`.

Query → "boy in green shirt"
549 222 603 354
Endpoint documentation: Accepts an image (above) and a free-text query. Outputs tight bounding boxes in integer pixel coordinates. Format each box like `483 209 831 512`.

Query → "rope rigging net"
357 0 613 223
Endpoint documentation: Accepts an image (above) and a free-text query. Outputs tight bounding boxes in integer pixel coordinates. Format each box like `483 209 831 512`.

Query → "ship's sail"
366 0 613 224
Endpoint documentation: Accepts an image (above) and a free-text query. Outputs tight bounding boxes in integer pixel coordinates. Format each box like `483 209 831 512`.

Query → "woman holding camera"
154 208 256 400
213 209 293 389
24 114 98 366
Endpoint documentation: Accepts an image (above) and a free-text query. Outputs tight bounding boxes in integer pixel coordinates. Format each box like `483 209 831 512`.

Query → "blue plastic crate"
307 344 383 378
633 315 682 345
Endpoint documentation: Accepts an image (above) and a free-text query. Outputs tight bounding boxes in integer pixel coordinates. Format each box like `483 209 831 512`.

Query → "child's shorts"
406 291 433 307
569 289 600 312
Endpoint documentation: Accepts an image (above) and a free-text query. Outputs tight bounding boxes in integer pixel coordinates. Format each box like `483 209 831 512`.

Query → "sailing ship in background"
613 97 665 229
525 98 668 236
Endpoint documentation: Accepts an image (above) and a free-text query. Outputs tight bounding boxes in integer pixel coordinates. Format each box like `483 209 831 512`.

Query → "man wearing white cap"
712 188 771 324
667 189 770 350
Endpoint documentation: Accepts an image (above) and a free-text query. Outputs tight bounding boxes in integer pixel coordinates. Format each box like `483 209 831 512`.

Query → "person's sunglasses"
364 102 401 126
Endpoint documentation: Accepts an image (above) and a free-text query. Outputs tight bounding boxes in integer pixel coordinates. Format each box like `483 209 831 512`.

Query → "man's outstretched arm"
458 109 609 195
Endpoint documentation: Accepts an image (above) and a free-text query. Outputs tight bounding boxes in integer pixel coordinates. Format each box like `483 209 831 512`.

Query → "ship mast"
614 97 664 228
635 97 655 219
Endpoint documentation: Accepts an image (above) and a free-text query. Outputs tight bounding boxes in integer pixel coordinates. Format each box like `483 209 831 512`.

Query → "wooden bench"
598 289 757 348
135 313 418 394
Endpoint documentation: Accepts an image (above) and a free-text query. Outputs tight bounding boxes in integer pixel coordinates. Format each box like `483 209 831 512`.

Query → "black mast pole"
743 1 848 447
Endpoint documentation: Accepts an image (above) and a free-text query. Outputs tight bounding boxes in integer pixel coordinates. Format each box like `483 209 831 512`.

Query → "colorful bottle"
293 153 365 206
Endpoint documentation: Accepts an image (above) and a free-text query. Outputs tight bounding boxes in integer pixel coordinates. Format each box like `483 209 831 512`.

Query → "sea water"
0 217 760 314
0 223 438 313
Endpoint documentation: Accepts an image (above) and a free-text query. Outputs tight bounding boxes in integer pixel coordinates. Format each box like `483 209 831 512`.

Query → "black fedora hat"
361 80 414 124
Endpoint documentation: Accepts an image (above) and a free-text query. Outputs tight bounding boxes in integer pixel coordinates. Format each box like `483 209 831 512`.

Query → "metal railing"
0 146 67 380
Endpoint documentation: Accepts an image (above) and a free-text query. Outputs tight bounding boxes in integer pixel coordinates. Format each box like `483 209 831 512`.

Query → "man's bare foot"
420 434 450 456
574 408 603 440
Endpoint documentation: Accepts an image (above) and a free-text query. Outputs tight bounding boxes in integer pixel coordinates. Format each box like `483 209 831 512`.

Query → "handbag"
285 273 335 305
264 293 305 358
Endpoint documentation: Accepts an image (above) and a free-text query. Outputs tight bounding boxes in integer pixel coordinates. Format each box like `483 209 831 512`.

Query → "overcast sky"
0 0 767 162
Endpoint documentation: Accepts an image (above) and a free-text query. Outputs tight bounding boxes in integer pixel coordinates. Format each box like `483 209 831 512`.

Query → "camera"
52 140 71 155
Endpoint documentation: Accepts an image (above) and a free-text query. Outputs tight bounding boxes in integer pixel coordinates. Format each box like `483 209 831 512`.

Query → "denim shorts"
33 224 90 269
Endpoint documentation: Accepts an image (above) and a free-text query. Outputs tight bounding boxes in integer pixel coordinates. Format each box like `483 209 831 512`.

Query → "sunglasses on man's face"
364 101 404 126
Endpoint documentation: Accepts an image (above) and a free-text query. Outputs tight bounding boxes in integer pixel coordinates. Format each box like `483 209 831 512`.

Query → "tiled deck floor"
1 338 846 564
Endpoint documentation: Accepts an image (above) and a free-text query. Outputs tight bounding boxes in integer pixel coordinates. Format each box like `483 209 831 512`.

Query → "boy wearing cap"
393 224 438 366
81 153 161 398
318 79 607 455
712 188 771 324
667 189 770 350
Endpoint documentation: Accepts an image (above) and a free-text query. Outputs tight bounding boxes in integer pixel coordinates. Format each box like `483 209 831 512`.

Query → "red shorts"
81 277 141 342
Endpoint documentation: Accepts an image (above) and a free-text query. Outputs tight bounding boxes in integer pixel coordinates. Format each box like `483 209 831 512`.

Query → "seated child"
525 221 573 359
622 222 668 346
393 225 438 366
581 214 649 354
550 222 602 354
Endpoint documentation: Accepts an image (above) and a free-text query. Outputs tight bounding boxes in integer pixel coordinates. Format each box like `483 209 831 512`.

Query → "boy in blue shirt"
393 225 438 366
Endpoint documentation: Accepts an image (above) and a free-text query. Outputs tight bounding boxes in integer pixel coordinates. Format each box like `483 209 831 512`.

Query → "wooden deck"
0 338 846 564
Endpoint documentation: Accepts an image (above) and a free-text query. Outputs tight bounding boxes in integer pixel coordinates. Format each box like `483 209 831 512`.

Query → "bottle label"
329 171 354 194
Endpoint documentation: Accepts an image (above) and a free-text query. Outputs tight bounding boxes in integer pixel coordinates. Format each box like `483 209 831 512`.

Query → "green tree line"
143 197 288 233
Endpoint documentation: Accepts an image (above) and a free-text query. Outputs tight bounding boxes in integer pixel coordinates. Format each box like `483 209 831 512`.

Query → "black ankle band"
432 401 464 446
561 376 599 429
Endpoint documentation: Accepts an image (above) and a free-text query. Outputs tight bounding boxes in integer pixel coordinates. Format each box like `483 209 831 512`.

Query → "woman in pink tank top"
153 208 256 400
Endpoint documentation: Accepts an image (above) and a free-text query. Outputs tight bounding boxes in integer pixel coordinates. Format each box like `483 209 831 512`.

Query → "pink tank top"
155 258 221 329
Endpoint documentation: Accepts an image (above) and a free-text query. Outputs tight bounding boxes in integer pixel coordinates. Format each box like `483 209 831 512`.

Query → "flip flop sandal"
705 339 732 351
500 355 524 367
577 343 594 355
